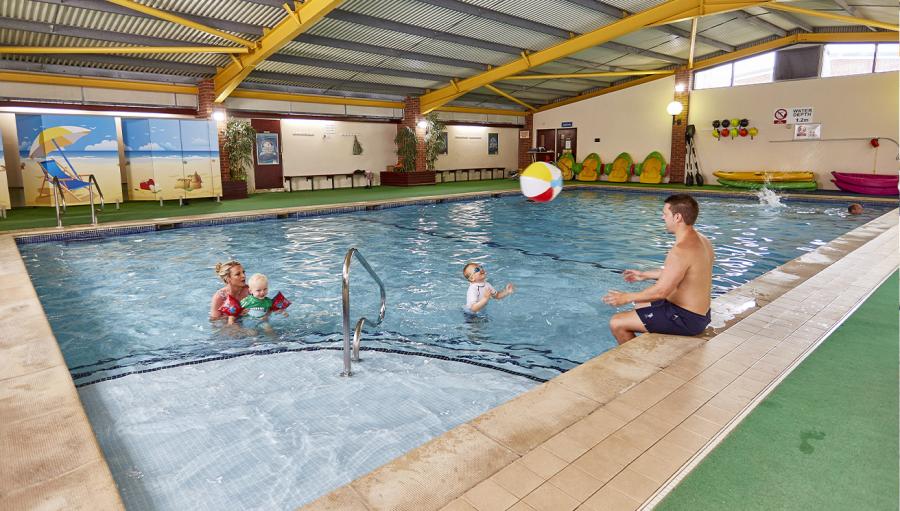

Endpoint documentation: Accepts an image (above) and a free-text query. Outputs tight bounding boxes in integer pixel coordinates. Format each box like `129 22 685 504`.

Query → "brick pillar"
668 69 692 184
197 79 232 186
518 112 534 170
400 97 426 172
197 79 215 119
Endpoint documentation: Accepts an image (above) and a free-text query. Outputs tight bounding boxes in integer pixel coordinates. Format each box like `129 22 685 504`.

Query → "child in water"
463 262 514 314
235 273 290 332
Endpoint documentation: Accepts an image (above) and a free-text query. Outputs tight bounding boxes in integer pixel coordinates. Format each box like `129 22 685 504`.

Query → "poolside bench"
283 170 372 191
436 167 508 183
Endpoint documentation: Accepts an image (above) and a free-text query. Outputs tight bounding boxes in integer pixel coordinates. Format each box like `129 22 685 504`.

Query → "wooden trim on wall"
0 100 198 117
227 110 401 124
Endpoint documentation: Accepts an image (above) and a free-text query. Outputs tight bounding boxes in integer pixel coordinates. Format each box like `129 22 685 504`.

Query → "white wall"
690 71 898 188
435 125 518 171
280 119 397 176
534 76 676 165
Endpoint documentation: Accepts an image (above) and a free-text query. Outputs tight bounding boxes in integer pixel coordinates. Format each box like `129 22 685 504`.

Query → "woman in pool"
209 260 250 321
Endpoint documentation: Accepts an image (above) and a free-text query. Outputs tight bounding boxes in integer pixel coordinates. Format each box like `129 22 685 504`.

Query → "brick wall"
196 79 232 184
399 97 426 172
517 112 533 170
668 69 692 184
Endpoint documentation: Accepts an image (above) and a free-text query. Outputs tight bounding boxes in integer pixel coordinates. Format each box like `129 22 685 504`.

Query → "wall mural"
0 129 9 210
122 119 221 201
15 114 124 207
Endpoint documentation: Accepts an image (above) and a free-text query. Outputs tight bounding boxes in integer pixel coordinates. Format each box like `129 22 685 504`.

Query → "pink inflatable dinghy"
831 172 898 196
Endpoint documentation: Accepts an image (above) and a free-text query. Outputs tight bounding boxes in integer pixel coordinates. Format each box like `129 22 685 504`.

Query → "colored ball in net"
520 162 563 202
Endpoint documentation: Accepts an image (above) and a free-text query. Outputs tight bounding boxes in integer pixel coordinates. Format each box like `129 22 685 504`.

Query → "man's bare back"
664 230 713 316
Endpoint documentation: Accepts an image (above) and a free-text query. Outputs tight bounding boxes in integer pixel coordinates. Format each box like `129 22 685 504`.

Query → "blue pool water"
18 190 890 510
21 190 888 383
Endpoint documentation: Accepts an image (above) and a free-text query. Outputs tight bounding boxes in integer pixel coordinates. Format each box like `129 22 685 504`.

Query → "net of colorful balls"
711 118 758 140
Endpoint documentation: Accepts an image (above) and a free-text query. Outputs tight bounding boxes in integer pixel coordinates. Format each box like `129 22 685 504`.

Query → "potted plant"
221 118 256 199
381 123 437 187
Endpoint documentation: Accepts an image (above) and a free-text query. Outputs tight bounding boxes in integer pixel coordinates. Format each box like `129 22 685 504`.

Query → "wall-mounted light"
212 110 226 122
416 119 427 129
666 100 683 125
674 83 686 93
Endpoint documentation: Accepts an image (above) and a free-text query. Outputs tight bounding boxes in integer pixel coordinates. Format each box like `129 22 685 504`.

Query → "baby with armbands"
219 273 291 331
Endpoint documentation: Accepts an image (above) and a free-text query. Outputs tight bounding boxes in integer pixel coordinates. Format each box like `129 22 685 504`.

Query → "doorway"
557 128 577 161
536 129 556 163
250 118 283 189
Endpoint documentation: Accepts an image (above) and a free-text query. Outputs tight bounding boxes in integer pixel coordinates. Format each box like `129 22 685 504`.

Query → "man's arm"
624 268 663 282
604 250 688 306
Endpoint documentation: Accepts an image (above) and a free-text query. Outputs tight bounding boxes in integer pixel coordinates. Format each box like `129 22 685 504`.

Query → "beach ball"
520 162 563 202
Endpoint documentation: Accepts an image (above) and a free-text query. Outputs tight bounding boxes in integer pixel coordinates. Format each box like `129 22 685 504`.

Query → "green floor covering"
658 272 899 511
0 179 724 233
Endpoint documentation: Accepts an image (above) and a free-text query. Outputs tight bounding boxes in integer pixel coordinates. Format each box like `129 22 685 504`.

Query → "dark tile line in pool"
73 346 549 388
14 188 889 245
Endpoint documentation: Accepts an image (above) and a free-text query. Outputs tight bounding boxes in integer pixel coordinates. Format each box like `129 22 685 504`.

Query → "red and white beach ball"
519 162 563 202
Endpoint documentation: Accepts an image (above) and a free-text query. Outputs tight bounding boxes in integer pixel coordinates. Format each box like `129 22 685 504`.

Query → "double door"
536 128 578 162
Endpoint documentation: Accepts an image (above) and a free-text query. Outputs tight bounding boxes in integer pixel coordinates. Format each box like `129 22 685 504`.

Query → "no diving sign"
774 107 814 124
773 108 787 124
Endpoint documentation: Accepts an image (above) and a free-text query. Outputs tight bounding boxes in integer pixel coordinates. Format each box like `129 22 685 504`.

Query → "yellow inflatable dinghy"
713 171 814 182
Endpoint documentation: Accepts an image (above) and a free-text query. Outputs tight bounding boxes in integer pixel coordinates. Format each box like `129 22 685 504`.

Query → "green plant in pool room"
394 126 418 172
222 119 256 181
423 112 446 171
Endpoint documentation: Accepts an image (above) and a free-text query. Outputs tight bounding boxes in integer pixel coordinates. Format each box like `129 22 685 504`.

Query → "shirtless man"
602 194 714 344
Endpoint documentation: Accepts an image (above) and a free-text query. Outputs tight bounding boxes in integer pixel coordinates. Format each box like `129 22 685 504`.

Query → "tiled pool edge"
0 189 894 510
299 210 898 511
0 235 125 510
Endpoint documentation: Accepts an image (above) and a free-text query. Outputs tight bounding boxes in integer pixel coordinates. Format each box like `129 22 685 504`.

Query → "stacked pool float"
713 171 818 190
831 172 899 196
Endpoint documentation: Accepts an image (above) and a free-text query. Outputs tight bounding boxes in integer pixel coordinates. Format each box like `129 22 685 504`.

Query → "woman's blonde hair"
214 260 242 283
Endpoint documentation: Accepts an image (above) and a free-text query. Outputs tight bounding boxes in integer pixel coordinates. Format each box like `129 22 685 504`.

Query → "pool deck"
0 185 896 510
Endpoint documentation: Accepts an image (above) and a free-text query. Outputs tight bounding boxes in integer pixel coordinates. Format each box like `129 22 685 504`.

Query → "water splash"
756 184 784 207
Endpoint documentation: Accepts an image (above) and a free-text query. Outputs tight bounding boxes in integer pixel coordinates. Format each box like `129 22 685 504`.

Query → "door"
536 129 556 163
557 128 577 161
250 118 283 189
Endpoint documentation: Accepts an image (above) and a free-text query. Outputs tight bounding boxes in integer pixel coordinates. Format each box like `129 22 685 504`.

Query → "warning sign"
773 108 787 124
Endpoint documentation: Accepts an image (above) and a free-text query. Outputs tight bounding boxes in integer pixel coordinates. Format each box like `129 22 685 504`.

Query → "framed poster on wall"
256 132 280 165
488 132 498 155
439 132 448 154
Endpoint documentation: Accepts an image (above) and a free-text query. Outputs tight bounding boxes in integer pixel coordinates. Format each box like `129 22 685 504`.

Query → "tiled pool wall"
0 185 896 510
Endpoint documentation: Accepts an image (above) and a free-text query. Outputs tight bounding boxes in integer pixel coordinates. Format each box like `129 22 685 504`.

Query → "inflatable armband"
218 294 243 317
270 292 291 311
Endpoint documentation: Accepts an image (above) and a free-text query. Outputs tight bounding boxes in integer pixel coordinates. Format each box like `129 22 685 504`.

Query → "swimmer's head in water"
463 262 486 282
848 203 863 215
215 260 244 285
248 273 269 298
663 194 699 228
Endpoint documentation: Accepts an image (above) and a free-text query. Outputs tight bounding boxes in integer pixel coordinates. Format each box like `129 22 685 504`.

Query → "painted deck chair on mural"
38 159 93 202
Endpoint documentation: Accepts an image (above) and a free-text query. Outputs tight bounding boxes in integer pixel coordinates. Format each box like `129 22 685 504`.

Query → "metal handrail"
341 248 386 376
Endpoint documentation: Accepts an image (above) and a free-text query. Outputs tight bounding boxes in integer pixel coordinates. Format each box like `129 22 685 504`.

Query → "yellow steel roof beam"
0 46 248 54
104 0 257 47
505 70 672 80
213 0 345 103
763 2 899 31
420 0 757 112
231 89 402 109
0 70 198 94
483 84 536 111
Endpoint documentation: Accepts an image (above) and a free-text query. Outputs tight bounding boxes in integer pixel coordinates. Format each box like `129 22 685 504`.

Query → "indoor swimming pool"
18 189 891 509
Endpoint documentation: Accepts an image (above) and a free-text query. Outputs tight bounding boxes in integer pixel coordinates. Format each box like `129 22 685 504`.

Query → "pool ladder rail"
341 248 386 377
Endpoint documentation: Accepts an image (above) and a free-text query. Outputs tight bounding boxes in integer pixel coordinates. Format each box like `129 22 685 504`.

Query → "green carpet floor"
0 179 723 232
658 272 899 511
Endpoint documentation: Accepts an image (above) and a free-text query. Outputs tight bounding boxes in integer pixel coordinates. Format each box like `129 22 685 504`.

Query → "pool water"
18 190 889 510
21 190 888 383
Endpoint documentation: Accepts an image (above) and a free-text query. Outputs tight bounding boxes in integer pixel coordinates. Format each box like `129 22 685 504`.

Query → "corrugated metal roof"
255 61 361 80
700 15 780 46
157 0 283 28
280 41 399 67
442 15 560 50
0 54 210 77
342 0 469 32
309 18 425 51
406 38 514 66
462 0 618 34
0 0 57 22
350 72 443 89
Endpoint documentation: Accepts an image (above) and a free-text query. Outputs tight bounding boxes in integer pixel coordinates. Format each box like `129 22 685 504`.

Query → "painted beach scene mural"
0 129 10 210
15 114 123 206
122 118 221 201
